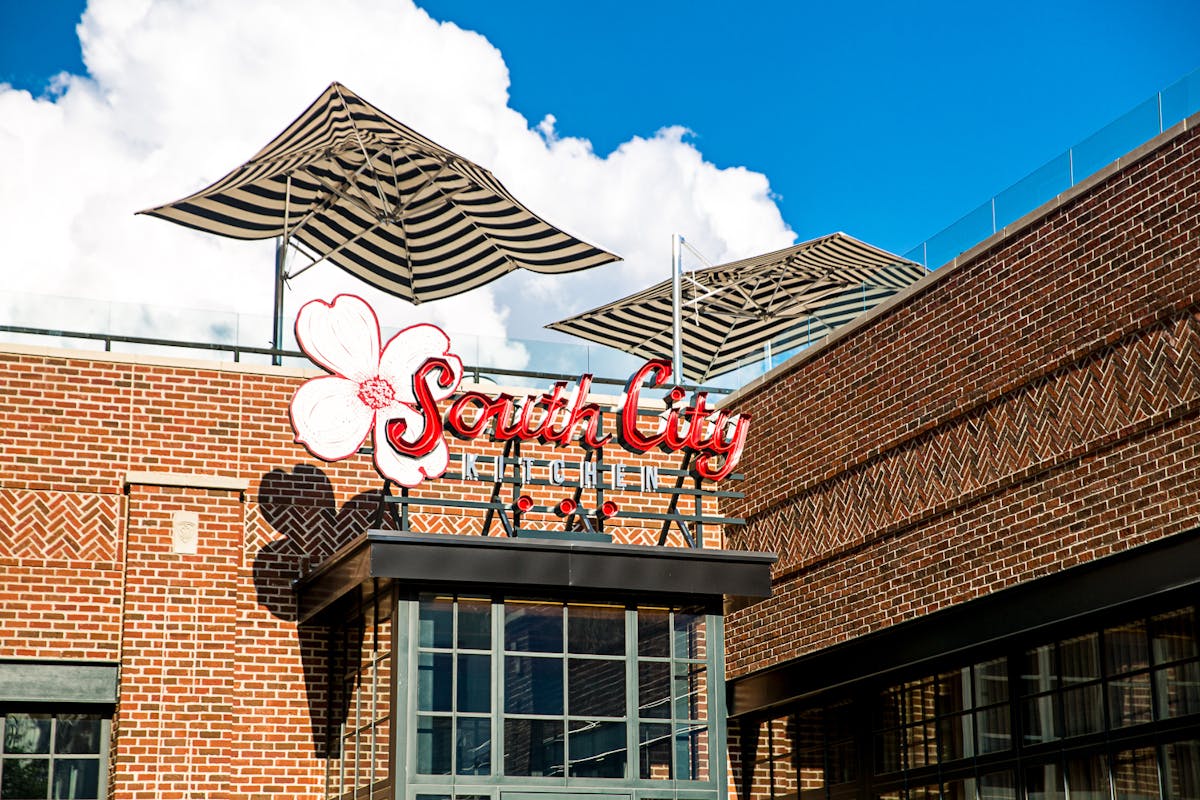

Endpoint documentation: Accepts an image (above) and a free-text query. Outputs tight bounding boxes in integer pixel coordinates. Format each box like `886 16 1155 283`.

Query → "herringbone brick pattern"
0 488 120 561
732 309 1200 575
246 503 375 560
408 511 487 536
244 501 704 551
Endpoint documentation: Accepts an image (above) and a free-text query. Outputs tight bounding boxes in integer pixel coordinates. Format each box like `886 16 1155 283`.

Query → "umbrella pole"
272 237 286 366
671 233 683 381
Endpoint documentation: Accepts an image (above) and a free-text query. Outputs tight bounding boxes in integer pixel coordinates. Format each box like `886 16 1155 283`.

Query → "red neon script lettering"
387 355 748 480
384 357 456 457
618 359 750 481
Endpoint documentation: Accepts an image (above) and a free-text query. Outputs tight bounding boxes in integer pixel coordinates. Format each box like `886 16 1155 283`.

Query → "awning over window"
295 531 775 625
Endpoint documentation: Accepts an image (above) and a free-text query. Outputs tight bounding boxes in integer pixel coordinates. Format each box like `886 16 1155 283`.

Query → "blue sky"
4 1 1199 256
421 1 1200 253
0 1 1197 354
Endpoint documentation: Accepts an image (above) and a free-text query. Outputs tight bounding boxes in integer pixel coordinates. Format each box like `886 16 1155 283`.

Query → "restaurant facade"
1 109 1198 800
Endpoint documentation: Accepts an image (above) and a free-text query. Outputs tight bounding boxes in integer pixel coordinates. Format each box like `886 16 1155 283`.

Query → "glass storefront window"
1163 740 1200 800
755 602 1200 800
328 585 393 798
873 658 1012 775
404 595 722 798
415 594 495 779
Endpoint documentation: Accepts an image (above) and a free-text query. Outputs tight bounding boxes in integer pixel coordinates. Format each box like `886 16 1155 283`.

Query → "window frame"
398 591 727 800
740 594 1200 800
0 708 111 800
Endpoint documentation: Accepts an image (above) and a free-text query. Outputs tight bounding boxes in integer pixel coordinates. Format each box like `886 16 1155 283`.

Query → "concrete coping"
124 470 249 491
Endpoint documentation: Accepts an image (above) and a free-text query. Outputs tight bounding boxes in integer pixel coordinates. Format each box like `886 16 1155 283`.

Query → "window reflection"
504 602 563 653
2 716 51 755
3 758 50 799
567 604 624 655
1066 754 1109 800
409 596 717 789
639 722 672 779
457 598 491 650
504 656 562 716
504 718 563 777
568 720 626 778
1025 763 1064 800
1113 747 1159 800
455 718 490 776
1163 740 1200 800
638 661 671 719
674 610 706 660
762 604 1200 800
567 658 625 717
638 607 670 658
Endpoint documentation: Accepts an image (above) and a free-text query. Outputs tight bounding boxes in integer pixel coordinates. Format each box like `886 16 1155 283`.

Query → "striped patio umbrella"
547 233 926 383
141 82 618 357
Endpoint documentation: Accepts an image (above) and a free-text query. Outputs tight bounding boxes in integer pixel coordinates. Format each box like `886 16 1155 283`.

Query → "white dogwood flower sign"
288 294 464 487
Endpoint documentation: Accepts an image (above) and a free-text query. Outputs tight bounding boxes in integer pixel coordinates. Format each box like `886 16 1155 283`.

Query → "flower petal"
371 412 450 488
294 294 381 382
290 375 373 461
378 323 464 404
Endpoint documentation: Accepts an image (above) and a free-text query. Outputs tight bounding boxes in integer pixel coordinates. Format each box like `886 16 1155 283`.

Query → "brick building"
723 115 1200 798
1 112 1198 800
0 333 768 800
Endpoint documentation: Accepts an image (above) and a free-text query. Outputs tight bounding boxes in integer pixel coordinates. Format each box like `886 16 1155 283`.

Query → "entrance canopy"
547 233 926 383
296 531 775 625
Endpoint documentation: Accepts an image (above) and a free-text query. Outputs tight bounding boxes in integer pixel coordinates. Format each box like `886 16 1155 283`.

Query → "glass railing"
0 288 832 392
0 290 743 390
903 67 1200 269
4 67 1197 391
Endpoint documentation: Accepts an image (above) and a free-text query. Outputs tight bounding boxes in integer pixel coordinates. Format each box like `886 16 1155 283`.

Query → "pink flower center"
357 376 397 410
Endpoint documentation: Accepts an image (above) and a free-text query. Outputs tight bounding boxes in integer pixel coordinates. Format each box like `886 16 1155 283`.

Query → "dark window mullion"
1100 626 1113 738
560 602 569 773
624 605 637 782
1006 651 1025 795
46 715 54 800
449 596 458 777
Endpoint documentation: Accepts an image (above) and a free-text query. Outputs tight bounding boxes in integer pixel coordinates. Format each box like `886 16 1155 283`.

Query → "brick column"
112 480 243 800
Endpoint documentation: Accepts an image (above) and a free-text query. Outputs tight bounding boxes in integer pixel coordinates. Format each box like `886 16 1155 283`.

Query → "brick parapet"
725 123 1200 519
723 116 1200 679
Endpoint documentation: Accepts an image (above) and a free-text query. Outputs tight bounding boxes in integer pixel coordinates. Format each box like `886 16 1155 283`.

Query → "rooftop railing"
902 66 1200 269
3 67 1197 390
0 290 756 392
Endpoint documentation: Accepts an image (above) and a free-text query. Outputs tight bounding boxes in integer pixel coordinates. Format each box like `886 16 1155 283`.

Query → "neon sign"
289 295 749 488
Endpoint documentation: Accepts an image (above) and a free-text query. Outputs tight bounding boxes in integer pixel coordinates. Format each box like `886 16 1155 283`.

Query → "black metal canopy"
296 531 776 625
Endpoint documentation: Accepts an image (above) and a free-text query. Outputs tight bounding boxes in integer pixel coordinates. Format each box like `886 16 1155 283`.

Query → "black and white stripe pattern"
141 83 619 303
547 233 926 382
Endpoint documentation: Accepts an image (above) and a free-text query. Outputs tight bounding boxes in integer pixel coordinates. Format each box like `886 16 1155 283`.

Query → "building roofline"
718 109 1200 411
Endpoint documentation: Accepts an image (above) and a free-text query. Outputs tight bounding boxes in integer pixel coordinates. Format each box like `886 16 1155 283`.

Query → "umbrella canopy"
546 233 926 383
141 82 619 304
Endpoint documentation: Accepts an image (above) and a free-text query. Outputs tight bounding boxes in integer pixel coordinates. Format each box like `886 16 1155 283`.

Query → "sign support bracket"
657 450 698 548
481 440 518 537
372 480 403 530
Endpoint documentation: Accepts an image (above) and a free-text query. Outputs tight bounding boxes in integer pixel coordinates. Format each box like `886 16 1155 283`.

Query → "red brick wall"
723 119 1200 680
113 485 242 799
0 346 714 799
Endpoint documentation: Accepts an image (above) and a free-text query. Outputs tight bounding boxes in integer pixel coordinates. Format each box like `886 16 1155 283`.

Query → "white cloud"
0 0 794 367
